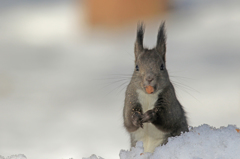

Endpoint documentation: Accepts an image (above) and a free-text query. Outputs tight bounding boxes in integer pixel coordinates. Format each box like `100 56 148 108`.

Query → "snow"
3 125 240 159
0 155 26 159
85 124 240 159
83 155 104 159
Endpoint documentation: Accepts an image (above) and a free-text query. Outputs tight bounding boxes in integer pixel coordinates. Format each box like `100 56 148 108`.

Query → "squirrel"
123 22 189 153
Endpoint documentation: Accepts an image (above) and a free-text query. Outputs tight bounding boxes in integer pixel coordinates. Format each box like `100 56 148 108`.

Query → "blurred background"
0 0 240 159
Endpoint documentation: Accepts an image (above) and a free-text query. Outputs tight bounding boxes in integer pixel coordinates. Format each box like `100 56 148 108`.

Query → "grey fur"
123 22 188 151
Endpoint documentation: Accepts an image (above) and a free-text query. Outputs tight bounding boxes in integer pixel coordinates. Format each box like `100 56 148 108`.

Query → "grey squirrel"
123 22 189 153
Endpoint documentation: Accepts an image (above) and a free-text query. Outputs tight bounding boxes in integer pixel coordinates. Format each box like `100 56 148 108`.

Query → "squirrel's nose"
146 76 154 83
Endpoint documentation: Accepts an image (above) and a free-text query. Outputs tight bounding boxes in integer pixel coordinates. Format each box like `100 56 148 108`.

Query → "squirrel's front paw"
141 109 157 123
132 110 143 128
142 107 162 123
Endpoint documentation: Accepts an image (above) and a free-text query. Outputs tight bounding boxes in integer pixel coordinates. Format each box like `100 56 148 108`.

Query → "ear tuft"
156 22 166 62
135 22 145 58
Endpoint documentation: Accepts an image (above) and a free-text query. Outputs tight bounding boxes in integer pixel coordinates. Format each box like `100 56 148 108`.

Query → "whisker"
105 74 134 77
173 83 201 103
104 80 129 97
171 81 202 103
171 80 200 93
170 75 195 81
116 81 129 96
98 79 130 90
95 77 131 80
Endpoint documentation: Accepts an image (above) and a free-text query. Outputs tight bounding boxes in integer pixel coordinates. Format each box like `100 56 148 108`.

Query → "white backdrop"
0 1 240 159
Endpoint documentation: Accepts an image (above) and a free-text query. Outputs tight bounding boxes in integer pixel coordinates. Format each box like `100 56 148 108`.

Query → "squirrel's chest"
136 89 160 113
132 89 166 152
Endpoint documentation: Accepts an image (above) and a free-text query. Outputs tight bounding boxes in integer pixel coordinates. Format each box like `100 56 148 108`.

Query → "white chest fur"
131 89 167 153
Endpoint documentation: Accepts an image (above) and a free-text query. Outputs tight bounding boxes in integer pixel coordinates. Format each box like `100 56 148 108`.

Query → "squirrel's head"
134 22 170 94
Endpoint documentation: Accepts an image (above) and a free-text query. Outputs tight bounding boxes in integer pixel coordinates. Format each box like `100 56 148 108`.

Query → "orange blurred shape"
85 0 168 27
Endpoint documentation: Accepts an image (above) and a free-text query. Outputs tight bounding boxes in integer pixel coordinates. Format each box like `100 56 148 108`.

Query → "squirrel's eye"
136 65 139 71
160 64 164 70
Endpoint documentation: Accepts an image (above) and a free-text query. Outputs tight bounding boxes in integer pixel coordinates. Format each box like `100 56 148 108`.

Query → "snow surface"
85 124 240 159
0 155 26 159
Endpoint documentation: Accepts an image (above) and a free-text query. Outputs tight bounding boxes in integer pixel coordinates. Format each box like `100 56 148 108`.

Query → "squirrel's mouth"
145 85 155 94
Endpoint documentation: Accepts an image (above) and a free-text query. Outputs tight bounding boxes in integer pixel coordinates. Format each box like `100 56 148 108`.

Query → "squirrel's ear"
156 22 166 63
134 23 144 59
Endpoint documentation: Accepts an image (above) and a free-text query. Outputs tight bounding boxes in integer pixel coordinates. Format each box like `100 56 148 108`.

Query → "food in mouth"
145 85 154 94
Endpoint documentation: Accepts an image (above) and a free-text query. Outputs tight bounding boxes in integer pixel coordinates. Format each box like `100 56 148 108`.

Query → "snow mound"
82 154 104 159
0 155 27 159
85 124 240 159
